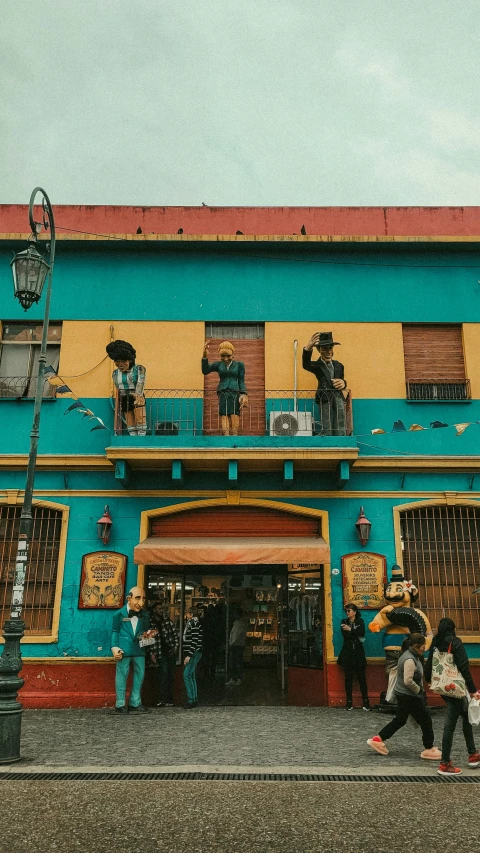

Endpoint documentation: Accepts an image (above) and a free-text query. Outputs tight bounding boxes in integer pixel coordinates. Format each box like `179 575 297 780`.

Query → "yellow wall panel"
265 323 405 398
58 322 205 398
463 324 480 398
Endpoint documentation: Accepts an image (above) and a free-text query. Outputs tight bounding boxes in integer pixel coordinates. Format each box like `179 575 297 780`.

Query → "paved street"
1 780 478 853
3 705 480 775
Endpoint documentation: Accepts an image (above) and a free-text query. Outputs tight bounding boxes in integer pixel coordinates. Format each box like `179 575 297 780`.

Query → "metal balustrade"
0 376 56 399
406 379 471 402
113 389 353 437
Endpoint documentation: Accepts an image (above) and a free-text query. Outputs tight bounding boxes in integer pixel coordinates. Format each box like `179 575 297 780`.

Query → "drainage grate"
0 771 478 783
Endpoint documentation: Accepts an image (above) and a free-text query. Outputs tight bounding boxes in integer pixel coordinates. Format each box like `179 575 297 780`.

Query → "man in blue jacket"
111 586 152 714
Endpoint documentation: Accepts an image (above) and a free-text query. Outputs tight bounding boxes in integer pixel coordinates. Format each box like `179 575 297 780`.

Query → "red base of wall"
18 661 480 708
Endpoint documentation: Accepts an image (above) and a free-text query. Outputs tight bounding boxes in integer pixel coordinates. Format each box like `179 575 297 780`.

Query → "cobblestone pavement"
1 780 478 853
6 705 480 774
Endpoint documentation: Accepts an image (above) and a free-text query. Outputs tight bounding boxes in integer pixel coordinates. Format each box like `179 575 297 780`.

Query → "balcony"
0 376 56 400
107 389 358 481
406 379 471 402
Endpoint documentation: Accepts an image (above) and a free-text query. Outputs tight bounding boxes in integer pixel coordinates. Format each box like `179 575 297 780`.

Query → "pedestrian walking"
183 606 203 709
367 633 441 759
424 617 480 776
337 603 371 710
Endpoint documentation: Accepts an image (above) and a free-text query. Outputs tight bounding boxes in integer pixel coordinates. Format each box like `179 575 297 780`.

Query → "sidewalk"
4 705 480 776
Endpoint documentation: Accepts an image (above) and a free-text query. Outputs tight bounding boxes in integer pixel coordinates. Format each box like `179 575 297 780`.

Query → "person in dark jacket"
424 617 480 776
183 607 203 709
338 603 370 710
302 331 346 436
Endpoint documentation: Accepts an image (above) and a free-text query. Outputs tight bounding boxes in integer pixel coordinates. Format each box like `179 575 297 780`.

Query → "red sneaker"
468 752 480 768
438 761 462 776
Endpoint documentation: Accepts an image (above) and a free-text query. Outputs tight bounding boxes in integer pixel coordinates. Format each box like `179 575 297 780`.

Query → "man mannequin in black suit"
302 331 347 435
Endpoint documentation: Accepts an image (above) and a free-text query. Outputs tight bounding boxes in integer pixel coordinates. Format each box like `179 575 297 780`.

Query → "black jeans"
229 646 245 680
379 693 434 749
155 652 176 704
344 667 369 705
441 697 476 761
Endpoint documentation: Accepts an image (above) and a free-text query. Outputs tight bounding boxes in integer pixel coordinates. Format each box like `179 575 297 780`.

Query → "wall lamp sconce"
355 507 372 546
96 505 113 545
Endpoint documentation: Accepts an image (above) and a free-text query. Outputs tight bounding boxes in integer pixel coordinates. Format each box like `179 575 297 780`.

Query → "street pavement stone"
1 780 478 853
7 705 480 774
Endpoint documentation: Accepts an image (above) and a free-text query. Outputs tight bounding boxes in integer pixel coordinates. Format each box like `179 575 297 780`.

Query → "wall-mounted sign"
342 552 386 610
78 551 127 609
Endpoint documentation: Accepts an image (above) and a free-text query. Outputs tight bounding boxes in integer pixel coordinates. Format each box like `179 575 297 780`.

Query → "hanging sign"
78 551 127 609
342 552 386 610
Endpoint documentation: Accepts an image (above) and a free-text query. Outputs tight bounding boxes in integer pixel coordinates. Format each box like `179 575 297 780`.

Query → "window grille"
0 505 62 634
400 504 480 633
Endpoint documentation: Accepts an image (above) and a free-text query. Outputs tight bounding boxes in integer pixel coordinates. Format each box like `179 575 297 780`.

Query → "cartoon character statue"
369 563 433 673
302 331 347 436
202 340 248 436
106 339 146 436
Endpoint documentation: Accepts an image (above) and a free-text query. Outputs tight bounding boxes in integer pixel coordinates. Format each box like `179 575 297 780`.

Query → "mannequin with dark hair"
106 340 146 436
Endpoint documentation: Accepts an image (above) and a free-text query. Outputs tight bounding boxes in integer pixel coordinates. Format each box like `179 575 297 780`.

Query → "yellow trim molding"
0 499 69 645
4 232 480 243
136 496 336 663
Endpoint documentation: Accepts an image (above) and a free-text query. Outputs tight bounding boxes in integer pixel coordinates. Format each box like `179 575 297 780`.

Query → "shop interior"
146 564 324 706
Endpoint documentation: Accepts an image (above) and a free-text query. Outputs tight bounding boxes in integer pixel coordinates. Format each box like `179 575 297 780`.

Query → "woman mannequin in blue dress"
202 340 248 435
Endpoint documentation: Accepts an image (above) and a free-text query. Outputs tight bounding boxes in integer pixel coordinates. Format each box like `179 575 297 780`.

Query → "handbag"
430 643 467 698
468 696 480 726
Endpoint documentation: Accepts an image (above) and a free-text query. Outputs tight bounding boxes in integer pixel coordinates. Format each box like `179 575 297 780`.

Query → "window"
0 505 63 635
0 322 62 398
402 324 470 401
400 504 480 633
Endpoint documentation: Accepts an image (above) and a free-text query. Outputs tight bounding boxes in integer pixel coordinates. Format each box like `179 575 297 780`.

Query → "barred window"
400 504 480 633
0 321 62 398
0 505 63 635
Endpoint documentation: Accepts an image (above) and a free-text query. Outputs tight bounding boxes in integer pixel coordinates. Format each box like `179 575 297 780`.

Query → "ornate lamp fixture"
11 238 51 311
355 506 372 546
96 506 113 545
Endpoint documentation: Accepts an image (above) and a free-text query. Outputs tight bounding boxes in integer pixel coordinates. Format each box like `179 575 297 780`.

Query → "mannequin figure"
302 331 346 436
111 586 155 714
202 340 248 435
106 339 146 436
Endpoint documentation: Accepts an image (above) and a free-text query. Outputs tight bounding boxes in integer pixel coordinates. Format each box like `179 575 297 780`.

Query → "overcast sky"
2 1 480 206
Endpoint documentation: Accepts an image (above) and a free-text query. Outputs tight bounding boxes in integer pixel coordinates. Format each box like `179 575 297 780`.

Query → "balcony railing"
406 379 471 402
0 376 56 399
113 389 353 437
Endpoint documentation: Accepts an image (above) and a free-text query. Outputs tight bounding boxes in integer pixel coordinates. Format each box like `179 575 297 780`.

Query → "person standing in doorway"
367 633 441 760
226 608 249 686
183 606 203 709
424 617 480 776
150 601 179 707
338 604 371 710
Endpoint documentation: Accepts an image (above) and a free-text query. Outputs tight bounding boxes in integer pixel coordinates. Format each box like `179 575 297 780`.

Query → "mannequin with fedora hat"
303 331 347 436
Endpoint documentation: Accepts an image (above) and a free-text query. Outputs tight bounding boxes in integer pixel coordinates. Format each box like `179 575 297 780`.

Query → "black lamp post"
0 188 55 764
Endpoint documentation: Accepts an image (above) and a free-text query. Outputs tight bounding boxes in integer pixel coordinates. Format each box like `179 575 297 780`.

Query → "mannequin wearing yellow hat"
202 340 248 435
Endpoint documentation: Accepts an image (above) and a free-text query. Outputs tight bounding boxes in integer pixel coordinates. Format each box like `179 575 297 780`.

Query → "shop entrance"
145 563 325 706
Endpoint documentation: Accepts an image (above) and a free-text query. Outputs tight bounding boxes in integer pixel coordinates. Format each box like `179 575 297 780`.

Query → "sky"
2 0 480 207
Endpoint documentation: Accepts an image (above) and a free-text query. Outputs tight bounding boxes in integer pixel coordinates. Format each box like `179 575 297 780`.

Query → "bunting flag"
370 418 479 439
45 365 109 432
455 423 470 436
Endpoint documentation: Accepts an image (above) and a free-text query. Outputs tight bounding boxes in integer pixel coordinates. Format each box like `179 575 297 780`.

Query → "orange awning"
134 536 329 566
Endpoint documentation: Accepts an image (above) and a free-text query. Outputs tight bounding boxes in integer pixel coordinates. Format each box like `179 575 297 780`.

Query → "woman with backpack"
424 617 480 776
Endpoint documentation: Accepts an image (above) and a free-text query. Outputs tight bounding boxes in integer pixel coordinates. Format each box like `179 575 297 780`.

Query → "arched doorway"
135 499 330 706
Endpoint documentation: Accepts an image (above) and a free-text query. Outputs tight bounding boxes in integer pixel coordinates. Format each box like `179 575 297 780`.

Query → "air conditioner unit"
269 411 313 437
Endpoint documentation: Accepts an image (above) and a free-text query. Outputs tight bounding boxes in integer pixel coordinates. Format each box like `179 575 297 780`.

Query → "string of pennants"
44 365 109 432
371 419 474 438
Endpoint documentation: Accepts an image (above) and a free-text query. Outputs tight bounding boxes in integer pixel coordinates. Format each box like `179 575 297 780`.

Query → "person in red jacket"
425 617 480 776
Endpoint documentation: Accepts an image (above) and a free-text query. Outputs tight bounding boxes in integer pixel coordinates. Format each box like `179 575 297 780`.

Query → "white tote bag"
386 667 398 703
430 644 467 699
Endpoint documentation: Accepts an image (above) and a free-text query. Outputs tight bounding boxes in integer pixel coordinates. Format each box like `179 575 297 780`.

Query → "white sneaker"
225 679 236 686
234 679 242 686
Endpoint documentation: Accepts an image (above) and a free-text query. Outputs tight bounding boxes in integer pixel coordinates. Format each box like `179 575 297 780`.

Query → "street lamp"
0 188 55 764
96 506 113 545
355 507 372 547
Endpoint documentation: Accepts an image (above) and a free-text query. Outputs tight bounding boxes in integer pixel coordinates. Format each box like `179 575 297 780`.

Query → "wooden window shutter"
402 324 465 381
151 506 320 538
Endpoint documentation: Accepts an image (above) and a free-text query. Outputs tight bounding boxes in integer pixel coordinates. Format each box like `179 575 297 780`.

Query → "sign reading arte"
79 551 127 609
341 552 386 610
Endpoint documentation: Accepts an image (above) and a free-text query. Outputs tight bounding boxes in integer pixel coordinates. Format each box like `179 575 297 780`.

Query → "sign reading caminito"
342 552 386 610
79 551 127 609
